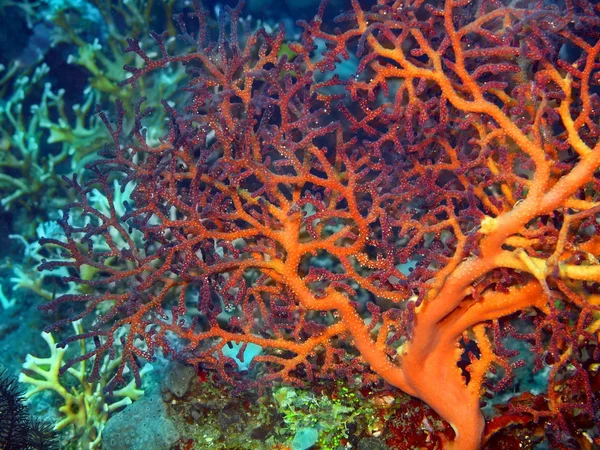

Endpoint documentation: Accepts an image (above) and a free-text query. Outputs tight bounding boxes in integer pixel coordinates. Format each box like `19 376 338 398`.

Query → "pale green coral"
19 321 151 449
0 284 17 310
4 178 141 306
6 220 75 302
0 61 107 238
0 63 60 211
0 0 185 239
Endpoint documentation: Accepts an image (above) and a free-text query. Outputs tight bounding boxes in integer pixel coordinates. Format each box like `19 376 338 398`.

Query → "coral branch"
39 1 600 448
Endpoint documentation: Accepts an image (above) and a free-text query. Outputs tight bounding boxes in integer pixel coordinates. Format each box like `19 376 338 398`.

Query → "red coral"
40 1 600 448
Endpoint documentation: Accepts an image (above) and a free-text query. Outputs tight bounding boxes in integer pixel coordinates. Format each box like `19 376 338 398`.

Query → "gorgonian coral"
40 1 600 448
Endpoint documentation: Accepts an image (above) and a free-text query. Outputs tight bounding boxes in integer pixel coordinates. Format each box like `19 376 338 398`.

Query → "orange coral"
41 1 600 448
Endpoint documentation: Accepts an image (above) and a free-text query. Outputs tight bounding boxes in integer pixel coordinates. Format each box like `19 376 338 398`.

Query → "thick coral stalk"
39 1 600 448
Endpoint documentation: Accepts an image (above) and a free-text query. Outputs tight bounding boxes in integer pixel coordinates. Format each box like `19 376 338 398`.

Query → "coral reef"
1 0 598 448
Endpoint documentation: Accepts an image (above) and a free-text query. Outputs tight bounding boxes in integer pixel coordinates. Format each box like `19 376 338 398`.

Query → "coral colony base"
23 0 600 448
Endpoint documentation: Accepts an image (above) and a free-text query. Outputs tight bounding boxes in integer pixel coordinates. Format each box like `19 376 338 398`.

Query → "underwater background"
1 0 600 449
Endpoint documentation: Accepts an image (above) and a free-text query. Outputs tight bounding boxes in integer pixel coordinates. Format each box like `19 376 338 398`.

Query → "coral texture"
40 1 600 448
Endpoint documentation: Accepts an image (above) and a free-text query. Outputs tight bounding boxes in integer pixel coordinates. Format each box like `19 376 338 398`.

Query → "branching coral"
0 0 184 237
39 1 600 448
19 322 149 449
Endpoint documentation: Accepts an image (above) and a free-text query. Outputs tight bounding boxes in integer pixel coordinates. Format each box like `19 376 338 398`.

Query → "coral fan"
40 0 600 448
